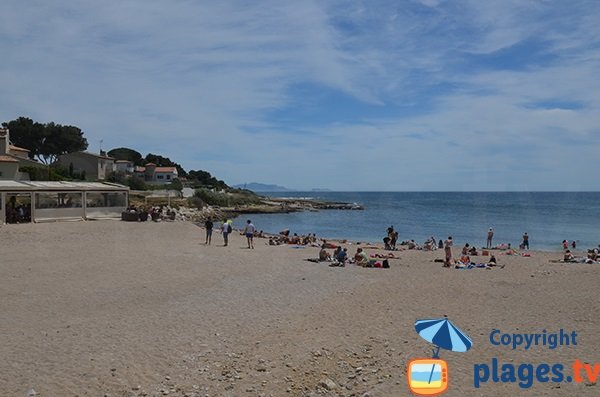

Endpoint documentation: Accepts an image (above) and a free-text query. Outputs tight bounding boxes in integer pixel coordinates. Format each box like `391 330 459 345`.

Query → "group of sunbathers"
268 229 320 246
312 245 390 268
561 248 600 264
454 254 503 269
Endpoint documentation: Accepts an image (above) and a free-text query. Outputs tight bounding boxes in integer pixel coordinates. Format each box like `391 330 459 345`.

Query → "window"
86 192 127 208
35 192 83 209
166 175 171 180
157 175 164 179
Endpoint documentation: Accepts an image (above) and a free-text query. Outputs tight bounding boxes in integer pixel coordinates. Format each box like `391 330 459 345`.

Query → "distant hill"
233 182 292 192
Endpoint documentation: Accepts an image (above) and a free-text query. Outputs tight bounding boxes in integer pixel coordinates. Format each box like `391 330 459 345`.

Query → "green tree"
167 178 183 192
188 169 228 189
39 122 88 164
127 175 147 190
108 147 143 165
1 117 45 160
2 117 88 164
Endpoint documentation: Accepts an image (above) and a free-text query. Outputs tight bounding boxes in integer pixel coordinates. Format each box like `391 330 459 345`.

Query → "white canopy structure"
0 181 129 223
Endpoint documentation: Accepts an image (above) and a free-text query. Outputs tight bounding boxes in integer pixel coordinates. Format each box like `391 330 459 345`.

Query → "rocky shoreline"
128 194 363 224
225 196 364 215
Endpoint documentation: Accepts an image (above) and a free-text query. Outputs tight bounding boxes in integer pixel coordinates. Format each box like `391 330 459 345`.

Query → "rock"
319 378 337 390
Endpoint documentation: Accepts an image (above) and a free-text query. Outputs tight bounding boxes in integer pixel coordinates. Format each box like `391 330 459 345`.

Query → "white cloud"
0 0 599 190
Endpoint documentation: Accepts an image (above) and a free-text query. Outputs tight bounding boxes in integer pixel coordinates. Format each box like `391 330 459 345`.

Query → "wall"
0 162 19 180
57 154 99 180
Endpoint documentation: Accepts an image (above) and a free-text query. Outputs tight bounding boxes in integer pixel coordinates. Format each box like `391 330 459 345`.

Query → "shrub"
20 165 64 181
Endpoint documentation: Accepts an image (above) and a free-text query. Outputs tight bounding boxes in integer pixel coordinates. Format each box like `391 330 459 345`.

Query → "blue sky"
1 0 599 190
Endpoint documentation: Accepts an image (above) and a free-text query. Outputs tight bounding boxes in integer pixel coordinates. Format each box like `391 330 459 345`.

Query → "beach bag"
383 259 390 268
226 224 232 233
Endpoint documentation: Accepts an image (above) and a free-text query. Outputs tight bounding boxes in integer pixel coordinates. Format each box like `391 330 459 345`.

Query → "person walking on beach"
243 219 256 249
204 219 213 245
444 236 453 267
221 219 231 246
521 232 529 250
486 227 494 248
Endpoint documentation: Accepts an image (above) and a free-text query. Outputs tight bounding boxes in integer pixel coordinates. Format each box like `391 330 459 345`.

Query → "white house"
115 160 135 174
134 163 178 185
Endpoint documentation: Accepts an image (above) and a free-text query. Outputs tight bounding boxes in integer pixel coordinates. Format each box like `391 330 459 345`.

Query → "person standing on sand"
204 219 213 245
487 228 494 248
243 219 256 249
522 232 529 250
221 219 231 246
444 236 453 267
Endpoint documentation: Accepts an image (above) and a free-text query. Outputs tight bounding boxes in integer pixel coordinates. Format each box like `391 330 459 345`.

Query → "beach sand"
1 220 599 396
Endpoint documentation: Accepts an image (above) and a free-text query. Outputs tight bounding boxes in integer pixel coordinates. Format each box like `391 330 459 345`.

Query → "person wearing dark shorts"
221 219 230 246
204 219 213 245
243 219 256 249
522 232 529 249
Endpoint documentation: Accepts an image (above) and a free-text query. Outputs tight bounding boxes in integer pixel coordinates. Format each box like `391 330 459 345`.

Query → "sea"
231 192 600 251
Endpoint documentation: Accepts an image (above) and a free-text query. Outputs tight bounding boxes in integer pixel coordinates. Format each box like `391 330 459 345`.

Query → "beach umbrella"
414 318 473 384
415 318 472 356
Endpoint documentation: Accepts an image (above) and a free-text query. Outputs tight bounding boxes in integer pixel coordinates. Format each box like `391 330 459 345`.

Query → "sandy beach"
1 220 599 397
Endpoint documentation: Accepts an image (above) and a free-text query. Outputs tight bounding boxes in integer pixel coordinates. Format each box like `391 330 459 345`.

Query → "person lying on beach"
321 240 338 249
487 255 499 266
407 240 419 250
371 252 399 259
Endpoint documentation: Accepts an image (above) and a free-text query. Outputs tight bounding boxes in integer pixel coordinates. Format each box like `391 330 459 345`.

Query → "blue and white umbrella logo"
415 318 473 358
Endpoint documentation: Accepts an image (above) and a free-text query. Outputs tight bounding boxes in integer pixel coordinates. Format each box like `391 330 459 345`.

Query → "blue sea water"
232 192 600 251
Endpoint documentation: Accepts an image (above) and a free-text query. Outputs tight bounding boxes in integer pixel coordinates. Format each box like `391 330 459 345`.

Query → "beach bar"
0 181 128 224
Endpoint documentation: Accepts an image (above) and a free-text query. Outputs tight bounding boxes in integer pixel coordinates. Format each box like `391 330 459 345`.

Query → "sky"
1 0 599 191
